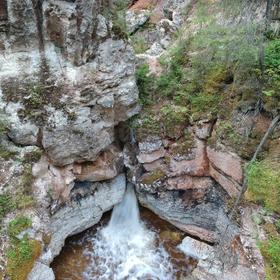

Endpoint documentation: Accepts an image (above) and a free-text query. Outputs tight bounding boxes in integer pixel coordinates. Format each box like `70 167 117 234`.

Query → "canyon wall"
0 0 273 280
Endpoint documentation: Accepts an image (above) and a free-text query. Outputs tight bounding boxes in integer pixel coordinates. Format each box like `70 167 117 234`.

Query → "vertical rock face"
0 0 139 166
44 0 109 65
0 1 8 21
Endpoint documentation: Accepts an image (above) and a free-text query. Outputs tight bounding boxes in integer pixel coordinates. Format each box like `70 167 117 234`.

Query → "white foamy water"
82 184 176 280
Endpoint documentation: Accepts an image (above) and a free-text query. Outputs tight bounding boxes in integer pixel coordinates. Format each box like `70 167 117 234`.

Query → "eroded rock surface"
0 0 139 166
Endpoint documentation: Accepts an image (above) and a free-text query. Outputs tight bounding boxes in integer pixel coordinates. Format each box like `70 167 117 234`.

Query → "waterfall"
82 183 176 280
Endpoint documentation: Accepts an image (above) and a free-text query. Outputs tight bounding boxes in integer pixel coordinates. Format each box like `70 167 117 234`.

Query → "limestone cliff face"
0 1 271 280
0 0 139 166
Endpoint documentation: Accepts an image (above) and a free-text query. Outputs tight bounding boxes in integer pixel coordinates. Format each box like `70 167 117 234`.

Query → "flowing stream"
52 184 196 279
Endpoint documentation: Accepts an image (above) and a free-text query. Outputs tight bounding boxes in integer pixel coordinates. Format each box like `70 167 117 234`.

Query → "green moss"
141 169 166 185
133 112 161 140
215 120 242 147
0 116 9 134
0 193 15 222
7 236 41 280
0 146 18 160
259 237 280 280
21 164 34 196
160 104 189 138
8 216 32 238
247 161 280 213
110 0 129 38
23 149 42 164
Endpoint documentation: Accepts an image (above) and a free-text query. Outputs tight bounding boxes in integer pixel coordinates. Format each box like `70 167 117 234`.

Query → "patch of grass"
8 216 32 239
0 146 18 160
0 193 15 222
27 84 44 109
7 235 41 280
259 237 280 280
246 161 280 213
130 35 148 54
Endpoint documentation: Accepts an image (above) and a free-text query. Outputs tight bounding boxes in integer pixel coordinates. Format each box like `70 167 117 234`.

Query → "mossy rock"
140 169 166 185
7 237 41 280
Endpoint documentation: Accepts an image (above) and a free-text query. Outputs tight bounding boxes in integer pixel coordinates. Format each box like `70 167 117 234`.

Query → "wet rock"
44 174 126 263
136 183 232 243
178 236 214 260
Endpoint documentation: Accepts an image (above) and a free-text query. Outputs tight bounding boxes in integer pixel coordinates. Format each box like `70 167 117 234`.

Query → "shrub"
110 0 129 38
265 39 280 69
136 63 155 105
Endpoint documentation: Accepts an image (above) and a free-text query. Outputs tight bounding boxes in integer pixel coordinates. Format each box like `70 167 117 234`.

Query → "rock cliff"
1 0 278 279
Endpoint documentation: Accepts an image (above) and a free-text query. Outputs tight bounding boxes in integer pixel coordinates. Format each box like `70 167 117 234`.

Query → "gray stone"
28 262 55 280
45 174 126 262
125 10 150 34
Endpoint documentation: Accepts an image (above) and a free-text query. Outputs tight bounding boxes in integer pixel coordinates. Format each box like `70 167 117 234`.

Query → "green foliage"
247 161 280 213
215 120 242 147
136 63 154 105
27 84 43 109
130 36 148 54
265 39 280 69
7 235 41 280
160 105 189 137
260 237 280 280
157 41 188 98
0 194 15 221
8 216 32 238
6 216 40 280
263 39 280 112
0 165 34 222
110 0 129 38
0 115 8 134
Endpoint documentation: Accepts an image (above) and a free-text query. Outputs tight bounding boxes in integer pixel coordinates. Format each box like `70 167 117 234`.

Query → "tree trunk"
229 114 280 219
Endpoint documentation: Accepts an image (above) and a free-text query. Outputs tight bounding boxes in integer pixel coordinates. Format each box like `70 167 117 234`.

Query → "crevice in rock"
31 0 45 52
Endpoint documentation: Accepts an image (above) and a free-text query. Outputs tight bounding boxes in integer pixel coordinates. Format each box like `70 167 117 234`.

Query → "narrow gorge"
0 0 279 280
